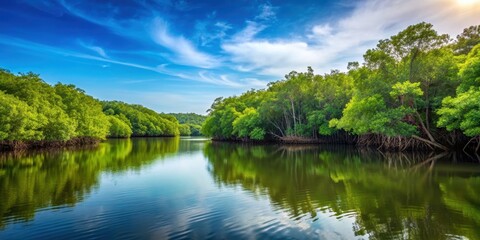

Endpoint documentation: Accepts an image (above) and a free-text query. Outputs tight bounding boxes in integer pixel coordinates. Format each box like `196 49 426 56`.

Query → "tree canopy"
170 113 206 136
0 69 181 145
202 23 480 151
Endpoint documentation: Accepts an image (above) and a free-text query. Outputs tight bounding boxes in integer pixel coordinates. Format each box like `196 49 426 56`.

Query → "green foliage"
438 90 480 136
169 113 206 136
249 128 266 140
203 24 479 144
0 91 40 140
188 124 202 136
178 124 192 136
107 115 133 138
202 94 254 139
102 101 180 137
233 108 265 140
170 113 207 126
390 81 423 99
0 69 180 144
438 45 480 137
54 83 109 139
455 25 480 55
0 70 76 141
332 95 416 136
457 44 480 93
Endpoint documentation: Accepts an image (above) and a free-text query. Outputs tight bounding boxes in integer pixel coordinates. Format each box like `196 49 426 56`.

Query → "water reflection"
203 142 480 240
0 137 179 228
1 139 479 239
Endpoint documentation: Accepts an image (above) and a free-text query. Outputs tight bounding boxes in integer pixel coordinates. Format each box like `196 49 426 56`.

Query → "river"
0 137 479 239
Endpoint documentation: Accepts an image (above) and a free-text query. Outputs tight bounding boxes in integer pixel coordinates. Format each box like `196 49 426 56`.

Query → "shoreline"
210 137 477 153
0 137 101 151
0 135 181 152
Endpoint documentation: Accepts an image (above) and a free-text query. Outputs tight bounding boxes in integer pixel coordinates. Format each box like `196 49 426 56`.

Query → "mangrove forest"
0 70 202 150
202 23 480 152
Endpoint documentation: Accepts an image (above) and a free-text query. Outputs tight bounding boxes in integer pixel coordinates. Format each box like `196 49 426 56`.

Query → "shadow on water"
203 142 480 240
0 137 180 228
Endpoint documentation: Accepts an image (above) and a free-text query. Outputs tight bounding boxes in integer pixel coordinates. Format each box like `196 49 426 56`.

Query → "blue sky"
0 0 479 114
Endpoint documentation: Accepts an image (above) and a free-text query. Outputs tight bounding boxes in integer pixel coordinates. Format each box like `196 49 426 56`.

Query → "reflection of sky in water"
1 138 479 239
0 150 362 239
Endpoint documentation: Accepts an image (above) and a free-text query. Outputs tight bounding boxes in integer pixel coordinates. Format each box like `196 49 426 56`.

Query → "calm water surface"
0 137 479 239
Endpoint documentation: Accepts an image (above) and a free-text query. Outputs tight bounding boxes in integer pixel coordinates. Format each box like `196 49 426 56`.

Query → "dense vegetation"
102 101 179 137
0 70 181 150
202 23 480 152
170 113 206 136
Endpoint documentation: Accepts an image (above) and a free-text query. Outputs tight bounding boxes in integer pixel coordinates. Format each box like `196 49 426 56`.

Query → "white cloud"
222 41 329 76
197 71 241 87
151 18 220 69
239 78 269 88
223 0 480 77
20 0 480 89
0 36 242 87
78 41 109 58
310 24 332 37
255 4 277 21
104 89 223 114
231 21 266 42
195 20 232 46
59 2 221 70
89 46 108 58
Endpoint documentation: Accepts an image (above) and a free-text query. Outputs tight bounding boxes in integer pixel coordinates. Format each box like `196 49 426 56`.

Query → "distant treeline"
0 69 202 150
202 23 480 152
169 113 206 136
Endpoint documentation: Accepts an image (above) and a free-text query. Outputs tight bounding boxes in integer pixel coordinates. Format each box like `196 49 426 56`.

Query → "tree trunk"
412 135 448 151
424 82 430 131
415 111 436 143
290 98 296 136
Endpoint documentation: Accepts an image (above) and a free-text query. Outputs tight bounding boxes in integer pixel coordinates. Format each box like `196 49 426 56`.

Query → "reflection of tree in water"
0 137 179 228
204 142 480 240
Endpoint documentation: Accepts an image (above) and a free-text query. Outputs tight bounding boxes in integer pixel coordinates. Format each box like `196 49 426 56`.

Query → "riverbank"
212 134 479 153
0 137 101 151
0 135 188 152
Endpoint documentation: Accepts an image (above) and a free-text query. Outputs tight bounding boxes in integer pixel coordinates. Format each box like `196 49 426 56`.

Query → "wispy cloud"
15 0 480 89
105 89 227 114
223 0 480 76
150 18 220 69
223 41 326 76
198 71 242 87
6 36 266 90
309 24 333 37
58 1 220 70
255 3 277 21
78 41 109 58
231 21 267 42
195 20 232 47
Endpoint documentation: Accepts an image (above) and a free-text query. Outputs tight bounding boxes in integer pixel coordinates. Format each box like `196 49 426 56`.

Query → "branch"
415 111 436 143
412 135 448 151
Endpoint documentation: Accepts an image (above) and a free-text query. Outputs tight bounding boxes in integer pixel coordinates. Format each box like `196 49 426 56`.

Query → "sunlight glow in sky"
0 0 479 114
456 0 480 6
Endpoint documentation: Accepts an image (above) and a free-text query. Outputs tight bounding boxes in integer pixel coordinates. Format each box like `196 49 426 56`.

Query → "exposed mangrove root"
411 135 448 151
0 137 101 152
462 136 480 154
356 134 435 151
211 132 478 153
